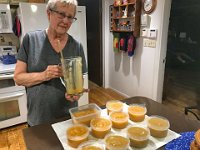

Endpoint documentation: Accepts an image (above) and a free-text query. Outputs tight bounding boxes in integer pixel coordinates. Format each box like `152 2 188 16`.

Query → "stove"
0 63 16 74
0 61 27 129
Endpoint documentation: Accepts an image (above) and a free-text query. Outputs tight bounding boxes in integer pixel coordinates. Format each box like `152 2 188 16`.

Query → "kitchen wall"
102 0 172 103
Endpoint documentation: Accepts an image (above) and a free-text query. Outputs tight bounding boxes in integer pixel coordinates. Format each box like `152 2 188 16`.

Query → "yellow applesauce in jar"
105 135 129 150
127 126 149 148
106 100 123 114
90 117 112 138
128 105 147 122
109 111 129 129
148 116 170 138
67 125 89 148
72 108 100 126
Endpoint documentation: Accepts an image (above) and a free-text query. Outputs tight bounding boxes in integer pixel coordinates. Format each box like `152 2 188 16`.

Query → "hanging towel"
113 33 120 52
127 35 136 57
13 16 21 37
120 37 127 52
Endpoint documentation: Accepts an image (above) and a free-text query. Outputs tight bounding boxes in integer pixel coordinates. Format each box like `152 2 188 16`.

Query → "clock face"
144 0 153 12
143 0 157 14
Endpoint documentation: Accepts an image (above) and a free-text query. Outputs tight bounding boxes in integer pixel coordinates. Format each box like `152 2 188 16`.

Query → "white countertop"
0 63 16 74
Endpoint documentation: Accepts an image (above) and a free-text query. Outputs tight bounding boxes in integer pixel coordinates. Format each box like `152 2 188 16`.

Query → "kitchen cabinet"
9 0 45 5
28 0 45 3
0 0 9 4
110 0 141 37
10 0 28 5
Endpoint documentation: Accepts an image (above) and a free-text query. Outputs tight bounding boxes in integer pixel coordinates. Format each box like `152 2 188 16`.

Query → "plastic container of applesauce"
69 103 101 126
90 117 112 139
104 134 129 150
66 124 89 148
109 111 129 129
78 140 105 150
128 104 147 122
127 126 150 148
106 100 123 114
147 115 170 138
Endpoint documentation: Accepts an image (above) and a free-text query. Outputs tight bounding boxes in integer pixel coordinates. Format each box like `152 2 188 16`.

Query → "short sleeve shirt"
17 30 87 126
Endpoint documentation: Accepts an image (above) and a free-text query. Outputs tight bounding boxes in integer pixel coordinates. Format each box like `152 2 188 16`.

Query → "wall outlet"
143 39 156 48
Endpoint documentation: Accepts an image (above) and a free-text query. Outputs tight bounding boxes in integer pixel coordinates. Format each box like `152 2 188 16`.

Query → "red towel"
127 35 136 57
13 16 21 37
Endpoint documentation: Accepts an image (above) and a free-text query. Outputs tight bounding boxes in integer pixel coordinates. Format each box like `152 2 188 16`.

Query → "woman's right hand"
43 65 62 81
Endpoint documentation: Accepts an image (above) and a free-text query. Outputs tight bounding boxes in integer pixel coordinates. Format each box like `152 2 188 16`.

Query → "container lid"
69 103 101 119
66 124 89 141
109 111 129 122
128 104 147 115
147 115 170 131
78 140 104 150
106 100 123 111
104 134 129 150
90 117 112 131
127 126 150 141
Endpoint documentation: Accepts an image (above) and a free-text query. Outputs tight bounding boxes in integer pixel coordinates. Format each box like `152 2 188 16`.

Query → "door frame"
152 0 172 103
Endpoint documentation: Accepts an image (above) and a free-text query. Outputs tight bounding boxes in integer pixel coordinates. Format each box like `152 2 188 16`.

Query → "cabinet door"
0 0 9 4
10 0 28 5
28 0 45 3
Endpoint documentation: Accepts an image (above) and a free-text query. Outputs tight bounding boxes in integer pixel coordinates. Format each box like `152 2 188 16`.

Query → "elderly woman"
14 0 87 126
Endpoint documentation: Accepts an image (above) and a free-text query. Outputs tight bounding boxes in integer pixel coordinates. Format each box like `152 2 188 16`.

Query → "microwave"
0 4 13 33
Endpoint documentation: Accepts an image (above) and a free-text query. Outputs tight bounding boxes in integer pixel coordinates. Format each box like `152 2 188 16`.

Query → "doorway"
163 0 200 116
78 0 103 86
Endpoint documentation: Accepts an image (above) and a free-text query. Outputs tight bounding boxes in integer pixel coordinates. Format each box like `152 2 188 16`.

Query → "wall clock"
143 0 157 14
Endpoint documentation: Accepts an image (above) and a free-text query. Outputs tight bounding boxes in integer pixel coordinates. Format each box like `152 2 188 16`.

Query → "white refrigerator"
17 2 88 106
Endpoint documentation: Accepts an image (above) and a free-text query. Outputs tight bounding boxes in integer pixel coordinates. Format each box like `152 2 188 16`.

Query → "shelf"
114 2 136 7
112 17 134 19
110 0 141 37
112 30 133 32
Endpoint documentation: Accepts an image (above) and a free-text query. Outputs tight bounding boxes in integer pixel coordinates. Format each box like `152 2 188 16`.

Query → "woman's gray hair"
46 0 78 11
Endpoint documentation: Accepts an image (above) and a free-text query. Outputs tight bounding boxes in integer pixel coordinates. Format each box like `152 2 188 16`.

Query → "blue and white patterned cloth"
165 131 195 150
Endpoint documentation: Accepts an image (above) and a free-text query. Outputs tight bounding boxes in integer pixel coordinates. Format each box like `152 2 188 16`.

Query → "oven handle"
0 92 24 101
0 74 14 80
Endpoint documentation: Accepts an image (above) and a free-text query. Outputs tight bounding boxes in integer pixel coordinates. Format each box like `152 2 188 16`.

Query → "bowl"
128 104 147 122
106 100 123 114
104 134 129 150
90 117 112 139
127 126 150 148
147 115 170 138
66 124 89 148
109 111 129 129
69 103 101 126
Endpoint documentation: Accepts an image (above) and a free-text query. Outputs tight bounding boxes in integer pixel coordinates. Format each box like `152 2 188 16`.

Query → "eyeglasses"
49 9 77 23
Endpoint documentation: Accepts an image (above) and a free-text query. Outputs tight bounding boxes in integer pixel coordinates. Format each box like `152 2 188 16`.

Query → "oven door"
0 88 27 129
0 72 15 89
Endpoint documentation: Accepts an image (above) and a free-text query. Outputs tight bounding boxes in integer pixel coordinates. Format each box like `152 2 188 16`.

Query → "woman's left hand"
65 89 89 102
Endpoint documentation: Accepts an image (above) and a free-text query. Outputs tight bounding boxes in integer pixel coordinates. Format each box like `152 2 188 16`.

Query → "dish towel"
113 33 120 52
127 35 136 57
165 131 195 150
13 16 21 37
119 37 127 52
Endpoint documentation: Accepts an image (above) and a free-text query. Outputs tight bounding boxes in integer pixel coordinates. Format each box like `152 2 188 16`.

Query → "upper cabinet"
110 0 142 37
0 0 46 5
0 0 10 3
